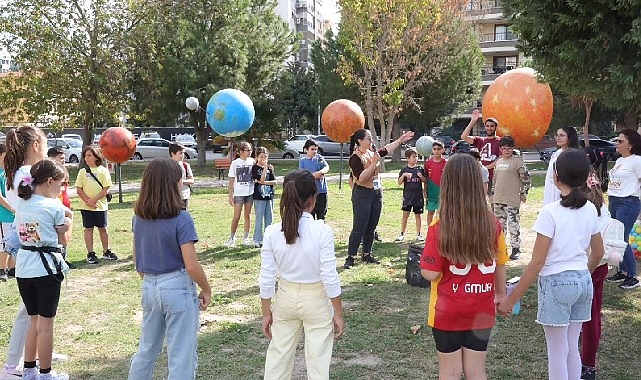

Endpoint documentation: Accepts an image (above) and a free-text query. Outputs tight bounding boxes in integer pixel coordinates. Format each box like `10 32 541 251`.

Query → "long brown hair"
82 145 104 167
280 170 317 244
5 126 46 189
583 168 604 217
18 159 66 200
438 154 496 263
134 158 184 219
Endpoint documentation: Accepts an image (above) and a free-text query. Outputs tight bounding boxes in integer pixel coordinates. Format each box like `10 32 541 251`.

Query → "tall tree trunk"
582 99 593 147
623 107 638 130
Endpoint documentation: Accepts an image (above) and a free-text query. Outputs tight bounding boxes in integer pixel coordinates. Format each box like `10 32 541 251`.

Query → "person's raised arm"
383 130 414 153
461 109 480 144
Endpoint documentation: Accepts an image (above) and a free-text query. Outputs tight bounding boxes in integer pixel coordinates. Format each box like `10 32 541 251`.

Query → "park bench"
214 158 231 180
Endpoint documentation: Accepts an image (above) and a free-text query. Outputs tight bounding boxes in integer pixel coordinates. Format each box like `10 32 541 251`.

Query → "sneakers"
607 271 627 283
6 268 15 278
21 368 37 380
416 234 424 242
619 277 641 290
86 251 99 264
0 364 22 379
223 237 236 247
510 248 520 260
102 250 119 261
581 365 595 380
395 234 405 242
343 256 355 269
252 241 262 248
39 371 69 380
243 237 252 246
0 269 7 282
361 253 380 264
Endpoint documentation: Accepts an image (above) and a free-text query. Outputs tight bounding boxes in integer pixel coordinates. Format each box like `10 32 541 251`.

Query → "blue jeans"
253 199 273 244
608 195 640 277
128 269 199 380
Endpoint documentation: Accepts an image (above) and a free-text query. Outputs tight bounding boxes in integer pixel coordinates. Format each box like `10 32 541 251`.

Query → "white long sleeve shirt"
259 212 341 299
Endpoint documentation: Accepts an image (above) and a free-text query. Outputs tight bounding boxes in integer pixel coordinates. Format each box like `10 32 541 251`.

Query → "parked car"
269 146 300 159
539 138 620 165
283 134 315 154
449 140 472 154
138 132 161 140
173 134 198 150
314 134 351 156
434 135 455 154
61 133 83 141
92 134 102 145
133 138 198 160
47 138 83 163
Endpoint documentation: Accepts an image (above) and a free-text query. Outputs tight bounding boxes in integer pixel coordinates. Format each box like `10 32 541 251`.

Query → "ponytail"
559 187 588 209
18 159 66 200
555 149 590 209
280 170 317 244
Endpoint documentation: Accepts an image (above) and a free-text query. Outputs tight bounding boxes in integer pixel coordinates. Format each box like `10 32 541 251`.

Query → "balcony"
481 65 516 84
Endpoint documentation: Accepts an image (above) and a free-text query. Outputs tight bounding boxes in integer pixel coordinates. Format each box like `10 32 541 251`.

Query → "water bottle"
505 276 521 315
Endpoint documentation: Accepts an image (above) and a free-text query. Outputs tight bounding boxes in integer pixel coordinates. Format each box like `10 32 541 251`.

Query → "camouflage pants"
492 203 521 249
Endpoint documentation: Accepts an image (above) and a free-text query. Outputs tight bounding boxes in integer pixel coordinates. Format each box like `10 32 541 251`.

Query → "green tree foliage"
502 0 641 129
269 63 317 137
0 0 133 143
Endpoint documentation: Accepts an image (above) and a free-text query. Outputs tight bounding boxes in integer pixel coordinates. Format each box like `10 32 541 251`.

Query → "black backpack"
406 244 430 288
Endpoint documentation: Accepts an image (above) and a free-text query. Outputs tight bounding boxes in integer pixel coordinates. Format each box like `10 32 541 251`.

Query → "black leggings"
347 186 382 256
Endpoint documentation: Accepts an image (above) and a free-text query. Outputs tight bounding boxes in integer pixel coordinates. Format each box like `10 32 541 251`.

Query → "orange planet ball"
321 99 365 143
482 67 553 147
99 127 136 164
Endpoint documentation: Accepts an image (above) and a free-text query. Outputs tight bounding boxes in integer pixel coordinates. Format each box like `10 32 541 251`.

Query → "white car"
61 133 83 141
47 138 83 163
133 138 198 160
173 134 198 150
283 134 314 154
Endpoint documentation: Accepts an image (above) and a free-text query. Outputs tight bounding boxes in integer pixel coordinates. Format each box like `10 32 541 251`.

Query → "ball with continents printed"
206 89 255 138
481 67 553 147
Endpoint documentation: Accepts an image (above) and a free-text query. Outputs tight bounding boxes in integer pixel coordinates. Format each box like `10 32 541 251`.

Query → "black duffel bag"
406 243 430 288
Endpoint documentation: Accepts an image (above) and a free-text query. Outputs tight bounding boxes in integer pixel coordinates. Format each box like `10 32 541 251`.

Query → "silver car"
47 138 83 163
133 138 198 160
314 134 350 156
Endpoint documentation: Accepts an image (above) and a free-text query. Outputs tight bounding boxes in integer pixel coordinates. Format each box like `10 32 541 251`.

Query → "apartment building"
0 48 15 74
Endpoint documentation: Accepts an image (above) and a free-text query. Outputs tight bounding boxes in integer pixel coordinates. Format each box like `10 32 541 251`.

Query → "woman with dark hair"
543 126 579 205
344 128 414 269
605 129 641 289
259 169 344 379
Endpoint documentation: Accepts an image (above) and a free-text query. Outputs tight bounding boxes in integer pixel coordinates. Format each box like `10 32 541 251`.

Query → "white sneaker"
252 241 262 248
223 238 236 247
0 364 22 379
416 234 425 242
39 371 69 380
394 234 405 242
21 368 37 380
243 237 252 246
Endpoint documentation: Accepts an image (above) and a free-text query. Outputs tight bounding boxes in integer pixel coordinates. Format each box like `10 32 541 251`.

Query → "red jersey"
420 220 508 331
58 183 71 209
424 158 446 186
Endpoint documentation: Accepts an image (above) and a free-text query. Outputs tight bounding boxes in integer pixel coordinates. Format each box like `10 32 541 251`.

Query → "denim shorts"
536 270 593 326
233 195 253 205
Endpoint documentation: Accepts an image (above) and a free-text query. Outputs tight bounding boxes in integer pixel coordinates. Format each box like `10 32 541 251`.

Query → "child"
15 159 71 380
47 147 73 265
498 150 604 380
259 169 344 379
491 136 531 260
468 149 489 194
0 144 15 282
420 154 507 380
424 141 446 228
169 142 195 209
74 146 118 264
127 158 211 380
252 147 276 248
299 139 329 220
395 148 426 242
224 141 255 247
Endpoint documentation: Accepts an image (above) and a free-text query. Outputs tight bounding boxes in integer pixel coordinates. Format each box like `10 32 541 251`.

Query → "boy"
0 144 14 281
48 147 74 268
424 141 447 227
491 136 531 260
169 142 195 210
395 148 426 242
299 139 329 220
468 148 490 194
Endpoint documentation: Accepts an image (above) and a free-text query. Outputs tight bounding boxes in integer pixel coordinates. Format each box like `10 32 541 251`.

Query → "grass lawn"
0 162 639 379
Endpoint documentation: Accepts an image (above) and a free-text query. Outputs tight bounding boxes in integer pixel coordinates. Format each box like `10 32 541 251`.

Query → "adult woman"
259 170 344 379
344 129 414 269
543 126 579 205
605 129 641 289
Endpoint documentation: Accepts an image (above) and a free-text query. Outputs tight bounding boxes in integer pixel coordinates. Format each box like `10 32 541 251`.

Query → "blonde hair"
438 154 496 263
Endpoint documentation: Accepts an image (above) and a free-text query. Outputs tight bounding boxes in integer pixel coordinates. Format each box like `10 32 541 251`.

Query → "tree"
337 0 482 165
269 63 318 136
502 0 641 130
0 0 134 144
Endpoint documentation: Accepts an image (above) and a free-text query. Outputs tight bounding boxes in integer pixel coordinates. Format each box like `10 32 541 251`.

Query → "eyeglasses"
433 147 443 150
362 136 372 141
555 135 567 139
616 139 625 144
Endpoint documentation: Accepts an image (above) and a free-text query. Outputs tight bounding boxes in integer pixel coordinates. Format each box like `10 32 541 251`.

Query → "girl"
74 146 117 264
498 150 604 380
605 129 641 289
224 141 255 247
419 154 507 380
543 126 579 205
251 147 276 248
128 158 211 380
344 128 413 269
15 159 71 380
259 170 345 379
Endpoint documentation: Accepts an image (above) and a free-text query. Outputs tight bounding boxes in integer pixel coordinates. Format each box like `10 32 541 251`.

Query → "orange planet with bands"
482 67 553 147
321 99 365 144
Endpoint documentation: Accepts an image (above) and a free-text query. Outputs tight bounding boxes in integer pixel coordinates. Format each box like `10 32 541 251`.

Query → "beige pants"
264 279 335 380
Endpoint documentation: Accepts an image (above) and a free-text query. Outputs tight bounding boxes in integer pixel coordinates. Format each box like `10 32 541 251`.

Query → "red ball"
99 127 136 164
321 99 365 143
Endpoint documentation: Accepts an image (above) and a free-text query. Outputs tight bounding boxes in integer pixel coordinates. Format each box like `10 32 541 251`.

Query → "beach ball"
482 67 553 147
321 99 365 143
629 221 641 260
99 127 136 164
206 89 255 137
415 136 435 157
